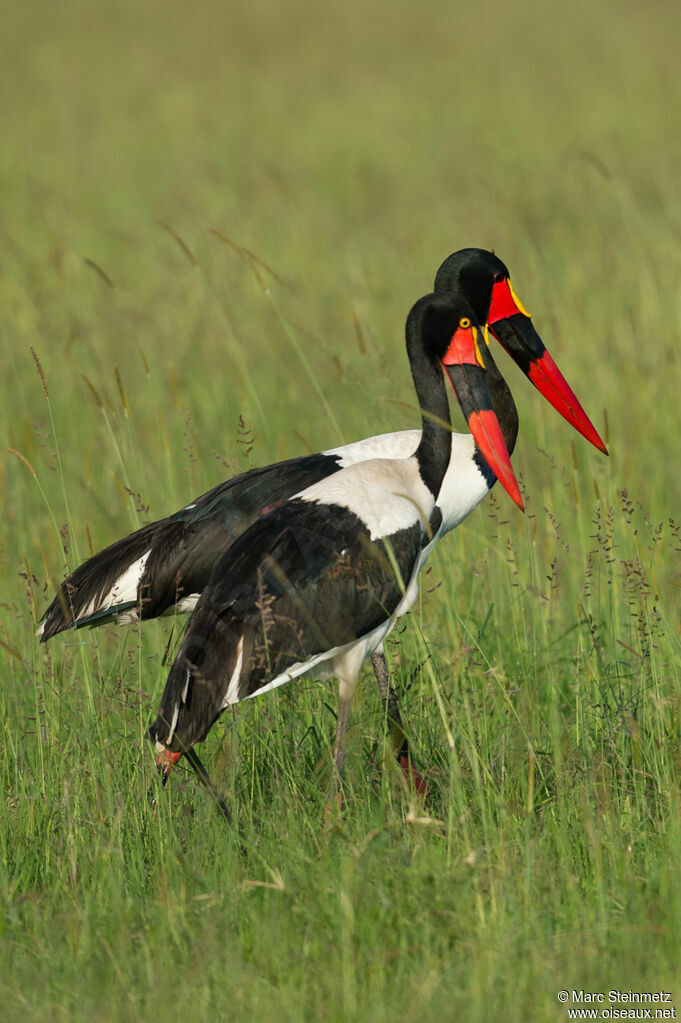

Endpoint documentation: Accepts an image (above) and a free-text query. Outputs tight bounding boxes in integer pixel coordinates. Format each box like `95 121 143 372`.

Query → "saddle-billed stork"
148 291 522 796
39 249 606 789
38 250 605 646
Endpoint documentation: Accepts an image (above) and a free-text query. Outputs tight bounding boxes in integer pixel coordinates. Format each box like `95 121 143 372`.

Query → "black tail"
38 520 162 641
38 452 345 643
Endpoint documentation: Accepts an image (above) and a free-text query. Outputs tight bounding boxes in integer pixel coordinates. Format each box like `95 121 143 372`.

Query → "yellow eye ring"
459 317 471 329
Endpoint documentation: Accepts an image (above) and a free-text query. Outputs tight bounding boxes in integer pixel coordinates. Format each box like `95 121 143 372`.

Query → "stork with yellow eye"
148 269 605 801
40 249 606 807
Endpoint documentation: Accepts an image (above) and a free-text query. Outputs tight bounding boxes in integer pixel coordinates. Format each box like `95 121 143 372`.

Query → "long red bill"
489 278 607 455
443 328 525 511
528 349 608 454
469 409 524 510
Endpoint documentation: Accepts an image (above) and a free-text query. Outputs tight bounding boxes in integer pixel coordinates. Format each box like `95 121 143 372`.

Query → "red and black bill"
442 321 524 509
489 278 608 455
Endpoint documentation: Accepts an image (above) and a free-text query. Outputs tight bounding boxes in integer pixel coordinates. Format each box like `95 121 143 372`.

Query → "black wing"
150 498 422 751
39 452 342 640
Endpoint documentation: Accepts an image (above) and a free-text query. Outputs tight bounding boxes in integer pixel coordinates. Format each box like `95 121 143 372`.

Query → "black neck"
411 351 453 498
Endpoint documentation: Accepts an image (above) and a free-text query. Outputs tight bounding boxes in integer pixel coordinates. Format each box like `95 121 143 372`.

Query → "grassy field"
2 0 681 1019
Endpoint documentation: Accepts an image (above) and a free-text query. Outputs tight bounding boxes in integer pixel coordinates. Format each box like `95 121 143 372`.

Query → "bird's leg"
371 649 428 796
332 686 353 791
371 650 407 757
324 673 357 821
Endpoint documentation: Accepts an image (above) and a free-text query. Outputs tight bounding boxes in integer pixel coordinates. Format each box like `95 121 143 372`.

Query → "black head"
433 248 510 323
405 290 524 509
406 290 483 365
434 247 608 454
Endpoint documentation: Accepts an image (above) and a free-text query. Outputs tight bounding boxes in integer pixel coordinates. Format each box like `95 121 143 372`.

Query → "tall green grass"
2 0 681 1019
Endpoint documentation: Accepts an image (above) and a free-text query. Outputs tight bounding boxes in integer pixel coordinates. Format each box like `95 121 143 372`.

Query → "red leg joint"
399 754 429 797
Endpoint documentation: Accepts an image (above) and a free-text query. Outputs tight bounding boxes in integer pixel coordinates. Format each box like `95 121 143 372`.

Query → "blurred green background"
2 1 681 1020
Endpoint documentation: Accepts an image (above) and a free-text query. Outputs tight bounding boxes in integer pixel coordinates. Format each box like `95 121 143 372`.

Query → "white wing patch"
181 667 191 705
115 608 140 626
324 430 420 468
298 456 432 540
166 701 180 746
221 635 245 708
80 551 151 620
159 594 200 618
325 430 490 539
